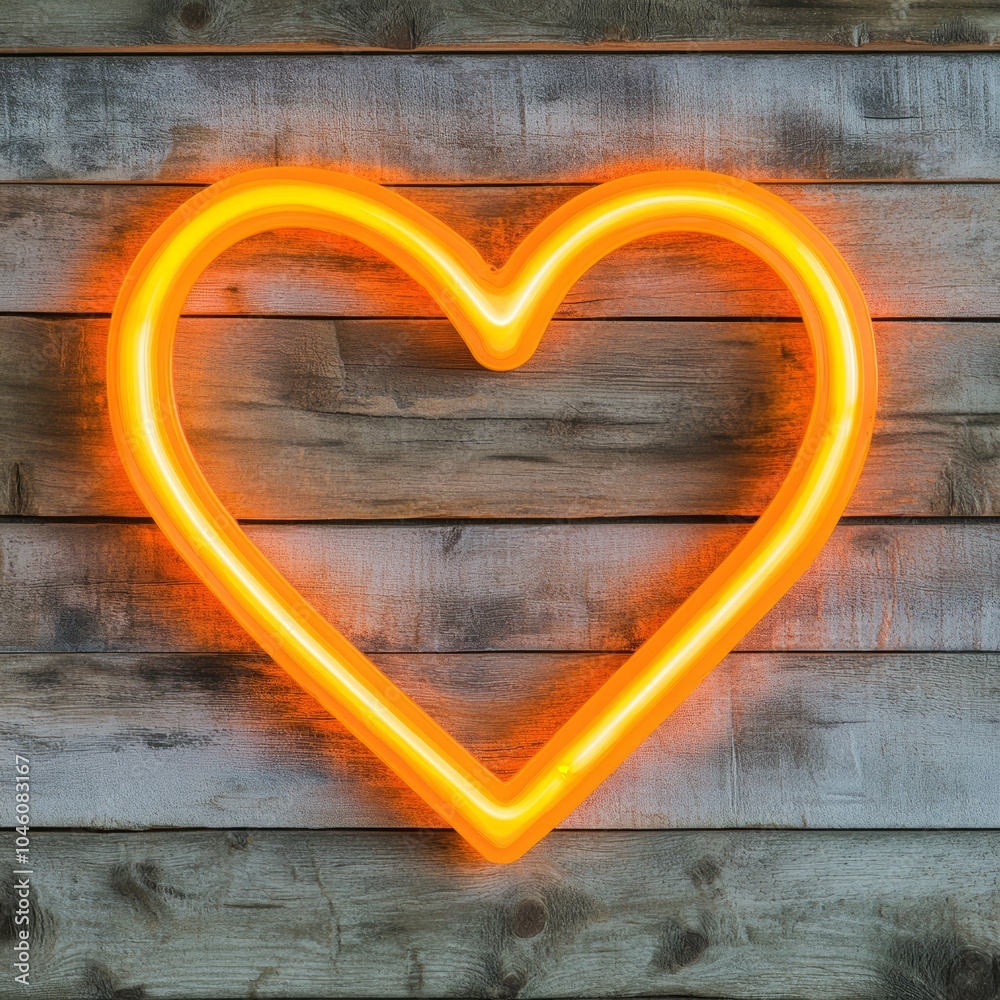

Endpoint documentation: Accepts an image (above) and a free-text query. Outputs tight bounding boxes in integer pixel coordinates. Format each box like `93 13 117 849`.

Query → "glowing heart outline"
107 168 877 863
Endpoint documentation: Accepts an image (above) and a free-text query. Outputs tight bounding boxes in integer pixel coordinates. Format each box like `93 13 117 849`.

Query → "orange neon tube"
107 168 877 863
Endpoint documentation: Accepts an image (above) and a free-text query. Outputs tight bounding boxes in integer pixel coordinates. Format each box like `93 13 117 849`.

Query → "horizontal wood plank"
14 828 1000 998
1 183 998 318
3 315 998 518
3 1 1000 52
5 651 999 831
1 521 996 653
2 55 999 181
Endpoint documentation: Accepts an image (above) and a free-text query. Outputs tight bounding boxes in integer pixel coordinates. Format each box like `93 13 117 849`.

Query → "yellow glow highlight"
107 168 877 863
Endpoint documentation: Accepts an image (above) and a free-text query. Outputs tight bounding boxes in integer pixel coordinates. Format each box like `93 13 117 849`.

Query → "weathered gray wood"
10 828 1000 998
1 183 997 318
5 651 999 831
1 522 996 653
3 1 1000 52
2 55 999 181
3 315 998 519
0 23 992 996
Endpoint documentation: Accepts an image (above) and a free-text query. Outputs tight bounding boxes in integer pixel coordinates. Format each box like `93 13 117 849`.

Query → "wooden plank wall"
2 3 1000 998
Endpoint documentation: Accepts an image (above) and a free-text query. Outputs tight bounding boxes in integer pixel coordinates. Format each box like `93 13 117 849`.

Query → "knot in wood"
948 948 999 1000
179 1 211 31
511 896 547 938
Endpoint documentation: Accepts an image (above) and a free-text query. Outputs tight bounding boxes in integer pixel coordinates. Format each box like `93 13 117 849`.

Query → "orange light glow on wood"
107 168 877 863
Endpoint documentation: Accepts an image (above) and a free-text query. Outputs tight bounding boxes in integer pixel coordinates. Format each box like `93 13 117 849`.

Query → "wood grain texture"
2 54 1000 181
3 0 1000 52
5 651 999 831
0 18 996 997
9 828 999 998
1 521 996 654
4 183 1000 318
3 314 999 519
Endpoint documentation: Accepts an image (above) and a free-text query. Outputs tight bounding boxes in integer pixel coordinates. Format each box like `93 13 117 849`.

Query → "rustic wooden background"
2 3 1000 998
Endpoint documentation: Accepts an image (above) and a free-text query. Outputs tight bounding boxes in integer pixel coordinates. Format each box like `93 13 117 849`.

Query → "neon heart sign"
108 168 876 863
